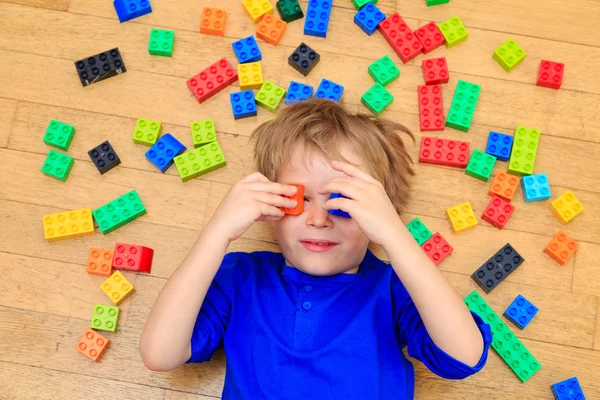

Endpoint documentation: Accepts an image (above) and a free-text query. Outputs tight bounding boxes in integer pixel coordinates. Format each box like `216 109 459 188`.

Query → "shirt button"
304 285 312 292
302 301 312 310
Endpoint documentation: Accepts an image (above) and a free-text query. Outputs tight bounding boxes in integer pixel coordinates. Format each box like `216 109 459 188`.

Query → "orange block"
75 328 110 362
256 15 287 46
544 230 579 266
488 171 519 202
281 184 304 215
200 7 227 36
86 248 114 277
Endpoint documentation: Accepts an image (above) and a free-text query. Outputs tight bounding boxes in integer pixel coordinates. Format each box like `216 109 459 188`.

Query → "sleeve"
391 275 493 380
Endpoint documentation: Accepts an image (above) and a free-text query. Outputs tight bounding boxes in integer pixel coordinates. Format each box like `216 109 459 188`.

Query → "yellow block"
549 190 584 225
101 271 135 306
42 208 95 241
446 201 478 234
238 62 264 91
241 0 273 23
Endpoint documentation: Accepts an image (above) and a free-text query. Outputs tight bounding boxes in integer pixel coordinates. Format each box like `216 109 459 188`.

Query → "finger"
331 160 379 184
247 181 298 196
252 191 298 209
317 179 363 200
240 171 270 183
322 196 354 216
257 204 285 220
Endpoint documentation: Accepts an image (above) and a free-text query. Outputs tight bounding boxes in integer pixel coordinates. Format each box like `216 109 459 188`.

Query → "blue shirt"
187 249 492 399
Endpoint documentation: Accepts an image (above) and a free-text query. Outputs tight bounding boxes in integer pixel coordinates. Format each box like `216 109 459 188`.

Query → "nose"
305 199 333 229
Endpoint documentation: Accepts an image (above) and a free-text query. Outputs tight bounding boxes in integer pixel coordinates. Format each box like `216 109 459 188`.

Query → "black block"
471 243 524 293
75 48 126 87
88 140 121 174
288 42 320 76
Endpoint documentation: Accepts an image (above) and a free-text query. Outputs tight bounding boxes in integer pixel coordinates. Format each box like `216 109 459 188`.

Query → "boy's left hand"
317 160 405 247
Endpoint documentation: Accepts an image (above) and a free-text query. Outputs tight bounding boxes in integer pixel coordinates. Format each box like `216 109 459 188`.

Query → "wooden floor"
1 0 599 398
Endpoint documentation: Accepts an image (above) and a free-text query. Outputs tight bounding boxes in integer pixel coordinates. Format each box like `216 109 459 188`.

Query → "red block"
482 195 515 230
421 232 453 266
419 136 470 168
536 60 564 90
378 12 423 63
187 58 238 103
418 85 444 131
415 21 445 54
422 57 449 85
112 243 154 273
281 184 304 215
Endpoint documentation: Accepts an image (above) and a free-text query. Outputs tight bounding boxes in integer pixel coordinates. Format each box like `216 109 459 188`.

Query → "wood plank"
0 98 17 147
1 0 69 11
573 241 600 297
164 390 220 400
414 377 528 400
595 300 600 351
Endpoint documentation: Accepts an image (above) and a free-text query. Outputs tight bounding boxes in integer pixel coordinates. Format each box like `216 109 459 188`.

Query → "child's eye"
303 197 310 203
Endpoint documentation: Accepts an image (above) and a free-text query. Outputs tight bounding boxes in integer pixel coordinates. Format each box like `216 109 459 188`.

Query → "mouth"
299 239 339 253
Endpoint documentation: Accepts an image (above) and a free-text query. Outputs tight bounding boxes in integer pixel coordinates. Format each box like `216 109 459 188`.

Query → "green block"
44 120 75 151
276 0 303 22
361 83 393 116
191 119 217 148
464 291 541 382
368 55 400 87
148 28 174 57
255 80 286 113
407 217 433 245
438 16 468 48
493 39 526 72
91 304 120 332
445 80 481 132
133 118 162 146
351 0 377 10
427 0 449 6
93 190 147 234
41 150 74 182
507 126 540 176
174 141 227 182
465 150 496 182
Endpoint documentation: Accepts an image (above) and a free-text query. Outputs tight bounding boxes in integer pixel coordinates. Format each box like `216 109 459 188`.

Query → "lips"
300 239 339 253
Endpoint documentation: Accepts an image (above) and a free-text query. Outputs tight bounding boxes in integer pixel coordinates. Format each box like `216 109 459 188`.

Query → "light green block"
493 39 526 72
351 0 377 10
438 16 468 48
191 119 217 148
445 80 481 132
465 149 496 182
41 150 74 182
148 28 174 57
507 126 540 176
361 83 393 116
407 217 433 245
174 141 227 182
91 304 120 332
368 55 399 86
44 120 75 151
255 80 286 113
92 190 147 234
133 118 162 146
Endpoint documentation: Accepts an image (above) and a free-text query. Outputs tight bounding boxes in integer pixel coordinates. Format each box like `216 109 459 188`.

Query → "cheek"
274 215 300 238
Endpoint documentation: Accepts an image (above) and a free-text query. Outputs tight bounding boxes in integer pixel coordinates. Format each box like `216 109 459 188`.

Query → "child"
140 99 492 399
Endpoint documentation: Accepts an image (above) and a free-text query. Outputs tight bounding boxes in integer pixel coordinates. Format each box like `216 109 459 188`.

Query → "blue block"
503 294 539 329
230 90 257 120
304 0 332 38
114 0 152 23
485 131 513 161
328 193 351 218
145 133 186 173
231 36 262 64
521 173 551 203
551 377 586 400
315 78 344 102
353 3 385 36
285 81 314 104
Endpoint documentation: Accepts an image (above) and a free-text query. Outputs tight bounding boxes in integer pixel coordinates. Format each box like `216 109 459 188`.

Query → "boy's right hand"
206 172 299 242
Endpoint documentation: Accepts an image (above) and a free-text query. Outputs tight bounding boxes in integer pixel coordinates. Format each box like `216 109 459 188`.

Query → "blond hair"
249 98 415 214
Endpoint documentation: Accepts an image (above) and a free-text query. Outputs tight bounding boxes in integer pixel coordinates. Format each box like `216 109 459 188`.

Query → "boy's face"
274 145 370 276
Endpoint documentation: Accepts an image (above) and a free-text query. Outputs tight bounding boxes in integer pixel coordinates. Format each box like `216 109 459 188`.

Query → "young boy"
140 99 492 399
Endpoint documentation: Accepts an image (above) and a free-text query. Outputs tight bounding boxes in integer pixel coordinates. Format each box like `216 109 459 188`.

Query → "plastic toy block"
482 195 515 230
493 39 526 72
87 248 114 277
504 294 538 330
421 57 449 85
521 173 551 203
242 0 274 23
551 377 586 400
75 48 126 87
132 118 161 146
113 243 154 273
230 90 258 120
174 141 227 182
328 193 351 218
232 36 262 64
304 0 332 37
92 190 147 235
438 16 468 48
255 80 286 112
145 133 187 173
42 208 94 241
257 14 287 46
238 62 264 90
418 137 469 168
148 28 174 57
464 291 541 382
415 21 445 53
445 79 481 132
407 217 433 245
421 232 453 266
315 78 344 102
550 190 584 225
446 202 477 234
191 120 216 148
368 55 400 87
113 0 152 23
101 271 135 306
537 60 564 90
88 140 121 175
485 131 513 162
354 3 385 36
44 120 75 151
427 0 449 5
378 13 423 64
488 171 519 202
187 58 238 104
417 85 444 131
285 81 314 104
281 184 304 215
41 150 74 182
471 243 524 293
91 304 120 332
465 149 496 182
507 126 540 176
277 0 303 22
544 230 578 266
200 8 226 36
288 42 320 76
351 0 377 10
75 328 110 363
361 83 393 116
